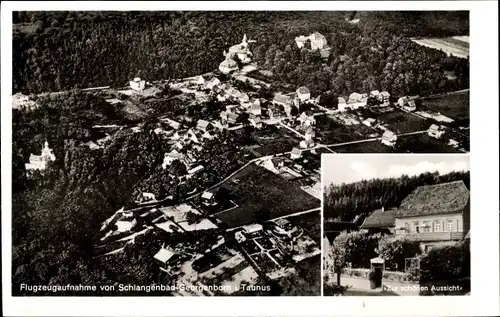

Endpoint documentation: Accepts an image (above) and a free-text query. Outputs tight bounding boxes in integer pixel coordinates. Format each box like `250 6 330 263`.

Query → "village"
15 32 469 296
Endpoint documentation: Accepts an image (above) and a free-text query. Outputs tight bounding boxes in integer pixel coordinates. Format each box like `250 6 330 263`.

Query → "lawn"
332 140 394 153
421 90 470 123
378 110 429 134
315 115 363 145
251 126 303 156
397 134 463 153
212 164 320 228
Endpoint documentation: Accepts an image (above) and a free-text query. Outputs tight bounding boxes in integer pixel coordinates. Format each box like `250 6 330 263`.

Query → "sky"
322 154 470 186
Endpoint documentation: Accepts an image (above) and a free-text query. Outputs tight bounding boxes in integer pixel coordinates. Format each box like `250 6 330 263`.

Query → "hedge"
331 231 381 269
341 268 412 283
417 241 470 282
377 235 422 271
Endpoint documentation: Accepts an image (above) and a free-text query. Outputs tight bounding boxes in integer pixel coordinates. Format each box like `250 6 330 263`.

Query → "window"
413 221 420 233
422 221 431 233
447 220 455 232
403 222 409 232
434 220 443 232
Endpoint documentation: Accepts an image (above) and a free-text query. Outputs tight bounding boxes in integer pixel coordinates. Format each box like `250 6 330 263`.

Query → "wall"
395 213 463 235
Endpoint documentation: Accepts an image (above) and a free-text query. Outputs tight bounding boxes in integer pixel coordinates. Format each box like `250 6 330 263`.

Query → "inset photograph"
322 154 470 296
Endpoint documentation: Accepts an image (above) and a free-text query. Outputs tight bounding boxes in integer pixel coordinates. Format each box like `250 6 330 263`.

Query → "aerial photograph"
322 154 470 296
11 11 468 296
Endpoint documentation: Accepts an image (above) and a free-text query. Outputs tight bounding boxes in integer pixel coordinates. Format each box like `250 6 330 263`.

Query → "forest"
13 11 469 98
323 170 470 222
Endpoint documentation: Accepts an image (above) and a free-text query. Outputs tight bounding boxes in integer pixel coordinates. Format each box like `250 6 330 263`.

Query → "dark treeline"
14 11 468 97
323 170 470 222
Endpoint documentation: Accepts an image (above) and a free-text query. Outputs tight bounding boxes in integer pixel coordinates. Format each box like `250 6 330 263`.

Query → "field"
315 115 364 144
411 36 469 59
212 164 320 228
332 140 394 153
377 111 429 134
398 134 463 153
421 90 470 123
250 126 303 156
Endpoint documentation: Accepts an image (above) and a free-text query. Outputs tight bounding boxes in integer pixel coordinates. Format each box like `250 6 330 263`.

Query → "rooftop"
396 181 469 218
360 208 397 229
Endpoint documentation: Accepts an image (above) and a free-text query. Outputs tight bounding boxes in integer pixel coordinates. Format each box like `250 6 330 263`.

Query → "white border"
2 1 499 317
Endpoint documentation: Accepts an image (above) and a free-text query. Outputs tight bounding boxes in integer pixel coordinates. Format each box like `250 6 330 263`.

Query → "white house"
337 97 347 111
130 77 146 91
115 210 137 233
250 115 263 129
381 130 397 147
206 77 221 90
295 32 327 50
296 87 311 102
196 119 213 132
290 147 302 159
403 100 417 112
362 118 376 127
428 124 444 139
380 91 391 102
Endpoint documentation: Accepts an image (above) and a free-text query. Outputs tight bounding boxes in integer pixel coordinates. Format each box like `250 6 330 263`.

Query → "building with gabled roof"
394 181 470 249
428 124 444 139
130 77 146 91
360 207 397 234
296 87 311 102
290 147 302 159
196 119 213 132
381 130 397 147
25 141 56 171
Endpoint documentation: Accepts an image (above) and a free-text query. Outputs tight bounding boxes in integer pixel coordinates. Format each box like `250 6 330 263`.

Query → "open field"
315 115 364 144
333 140 394 153
411 36 469 59
421 90 469 123
250 126 303 156
212 164 320 228
378 110 429 134
398 134 463 153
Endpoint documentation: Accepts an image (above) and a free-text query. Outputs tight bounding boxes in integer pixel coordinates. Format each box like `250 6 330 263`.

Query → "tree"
169 160 187 177
378 236 422 271
252 209 270 224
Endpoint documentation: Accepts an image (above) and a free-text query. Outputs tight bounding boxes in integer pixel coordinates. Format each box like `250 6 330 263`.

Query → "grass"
333 140 394 153
315 115 363 144
213 163 320 228
398 134 463 153
421 90 470 122
251 126 303 156
378 111 429 134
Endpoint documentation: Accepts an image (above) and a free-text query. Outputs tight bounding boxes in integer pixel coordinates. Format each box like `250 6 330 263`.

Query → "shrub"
418 241 470 282
330 231 381 269
323 284 349 296
378 235 422 271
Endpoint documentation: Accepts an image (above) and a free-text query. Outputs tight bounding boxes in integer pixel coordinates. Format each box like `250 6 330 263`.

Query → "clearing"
212 163 320 228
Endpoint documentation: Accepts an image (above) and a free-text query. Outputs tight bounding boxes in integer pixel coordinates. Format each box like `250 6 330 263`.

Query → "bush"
331 231 381 269
323 284 349 296
378 235 422 271
418 241 470 282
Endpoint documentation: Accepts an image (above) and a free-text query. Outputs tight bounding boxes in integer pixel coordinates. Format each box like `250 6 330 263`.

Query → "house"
296 87 311 102
248 102 262 116
381 130 397 147
25 141 56 171
162 150 184 169
295 32 327 50
115 210 137 233
337 97 348 111
196 119 213 132
290 147 302 159
12 92 37 110
370 90 380 98
299 112 316 127
362 118 376 127
270 218 298 238
249 115 263 129
206 77 221 90
273 94 293 108
187 165 204 175
403 100 417 112
201 191 216 206
398 95 418 108
193 75 205 85
380 91 391 102
428 124 444 139
137 192 157 204
227 113 239 125
202 131 215 140
394 181 470 250
187 129 201 143
300 139 315 149
219 52 239 74
239 93 250 104
220 111 229 123
448 139 460 148
360 207 397 235
304 126 316 141
347 92 367 109
153 246 181 268
323 221 359 243
130 77 146 91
